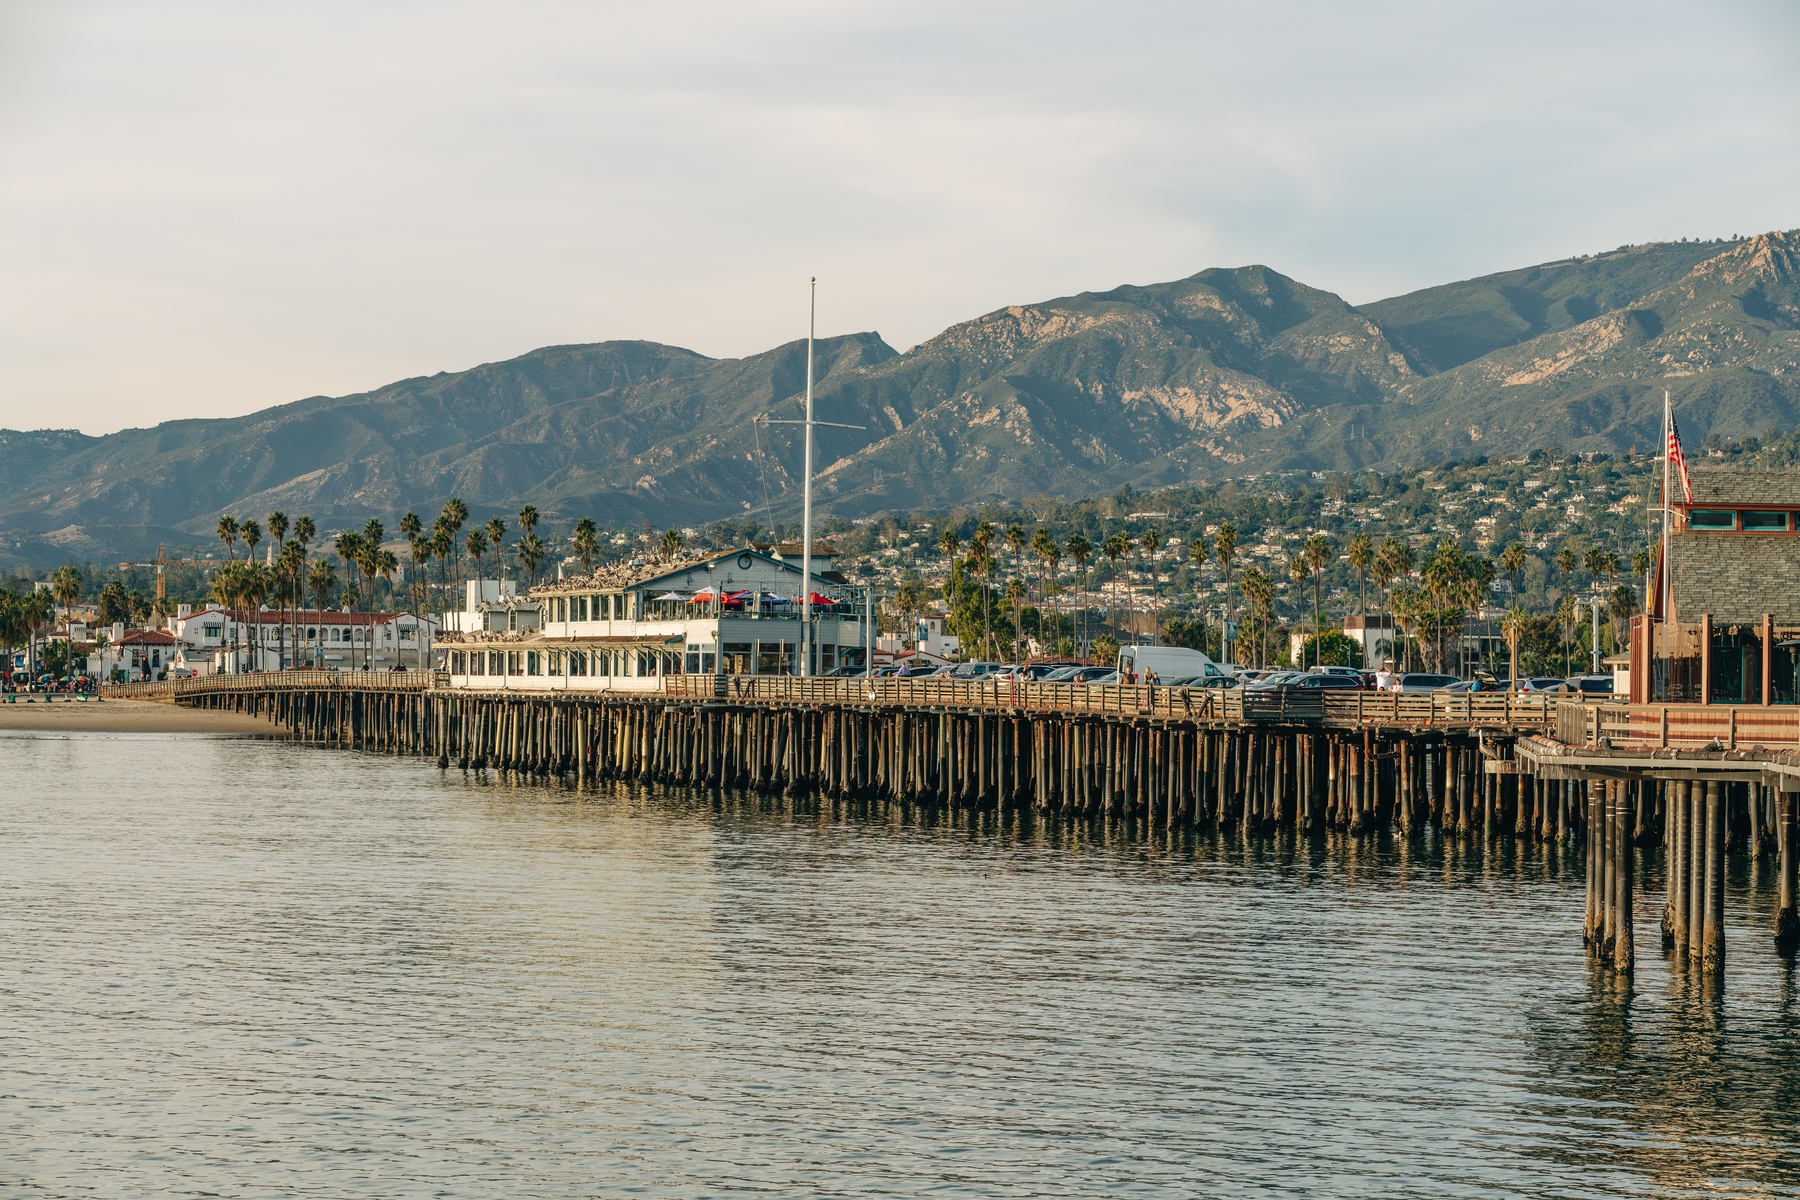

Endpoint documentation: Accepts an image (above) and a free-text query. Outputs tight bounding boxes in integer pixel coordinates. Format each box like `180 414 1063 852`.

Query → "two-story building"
436 544 873 691
171 606 439 672
1639 468 1800 704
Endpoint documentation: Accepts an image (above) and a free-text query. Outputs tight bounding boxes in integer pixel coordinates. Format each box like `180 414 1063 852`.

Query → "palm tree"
572 517 599 571
1286 554 1309 664
441 498 468 602
1006 525 1027 583
217 515 239 561
1214 522 1238 662
1304 533 1331 667
408 534 433 623
486 517 508 577
308 558 338 613
939 527 961 612
1065 533 1091 654
1500 541 1526 602
660 528 684 559
240 518 261 563
210 562 242 671
895 578 927 649
517 532 546 587
1347 531 1374 615
466 528 488 591
972 522 996 658
399 511 422 559
374 548 398 667
1556 545 1578 592
1502 605 1526 688
1006 577 1027 662
50 565 81 630
1240 567 1274 668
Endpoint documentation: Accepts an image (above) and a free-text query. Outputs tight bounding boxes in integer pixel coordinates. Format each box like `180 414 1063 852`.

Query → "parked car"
1289 672 1364 690
1314 666 1364 679
1245 671 1307 690
1163 674 1239 689
1117 645 1228 685
949 661 1006 679
891 663 944 678
1020 661 1084 681
1389 672 1461 692
1517 676 1574 693
1066 666 1118 683
1572 675 1615 695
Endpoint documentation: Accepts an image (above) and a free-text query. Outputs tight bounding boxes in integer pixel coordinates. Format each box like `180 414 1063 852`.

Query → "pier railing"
659 675 1558 729
101 669 444 700
1554 701 1800 751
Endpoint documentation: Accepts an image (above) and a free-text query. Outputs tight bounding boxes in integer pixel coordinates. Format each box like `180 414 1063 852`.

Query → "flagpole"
801 277 815 679
1661 388 1672 626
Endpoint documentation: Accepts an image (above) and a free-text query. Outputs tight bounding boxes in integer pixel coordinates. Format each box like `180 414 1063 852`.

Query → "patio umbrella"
653 591 689 601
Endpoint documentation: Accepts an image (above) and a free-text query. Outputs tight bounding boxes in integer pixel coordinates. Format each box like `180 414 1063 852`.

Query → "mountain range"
2 230 1797 566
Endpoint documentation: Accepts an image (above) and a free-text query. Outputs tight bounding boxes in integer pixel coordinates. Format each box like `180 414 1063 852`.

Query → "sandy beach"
0 699 280 735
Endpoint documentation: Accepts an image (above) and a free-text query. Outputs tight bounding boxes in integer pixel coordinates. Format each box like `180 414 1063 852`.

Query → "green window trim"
1689 509 1738 530
1742 510 1792 531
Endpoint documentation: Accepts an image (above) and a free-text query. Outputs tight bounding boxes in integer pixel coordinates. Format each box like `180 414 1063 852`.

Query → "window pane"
1743 510 1790 531
1689 509 1738 530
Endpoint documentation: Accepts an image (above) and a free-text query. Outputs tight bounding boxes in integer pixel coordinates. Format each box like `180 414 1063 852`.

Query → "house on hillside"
1639 469 1800 704
435 544 873 691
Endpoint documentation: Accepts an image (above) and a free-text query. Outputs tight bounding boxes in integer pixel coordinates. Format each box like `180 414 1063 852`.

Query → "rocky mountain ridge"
1 231 1794 565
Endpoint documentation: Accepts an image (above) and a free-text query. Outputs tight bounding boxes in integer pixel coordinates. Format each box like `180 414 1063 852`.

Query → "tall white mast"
757 279 862 679
801 278 815 677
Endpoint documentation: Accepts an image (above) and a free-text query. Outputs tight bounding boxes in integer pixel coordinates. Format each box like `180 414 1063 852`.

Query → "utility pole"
758 278 863 677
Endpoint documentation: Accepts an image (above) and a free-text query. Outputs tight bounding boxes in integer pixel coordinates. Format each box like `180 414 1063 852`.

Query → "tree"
517 532 546 587
465 528 488 589
1091 633 1120 669
1502 605 1526 688
1214 522 1238 661
1006 576 1027 663
1304 533 1331 667
440 498 468 602
1556 544 1578 585
240 518 262 564
308 558 338 612
972 522 996 658
572 517 599 571
485 517 508 576
1239 567 1275 668
50 565 81 629
1347 531 1374 615
1286 554 1309 663
894 578 927 648
1065 533 1092 652
1006 525 1027 581
217 515 239 561
660 528 684 559
518 505 539 539
1500 541 1526 601
939 527 962 613
1298 629 1363 668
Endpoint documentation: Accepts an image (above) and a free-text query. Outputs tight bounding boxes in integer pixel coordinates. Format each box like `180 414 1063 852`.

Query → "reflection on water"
3 731 1800 1197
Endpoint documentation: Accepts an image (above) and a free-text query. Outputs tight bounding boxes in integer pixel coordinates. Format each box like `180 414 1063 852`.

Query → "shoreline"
0 699 279 735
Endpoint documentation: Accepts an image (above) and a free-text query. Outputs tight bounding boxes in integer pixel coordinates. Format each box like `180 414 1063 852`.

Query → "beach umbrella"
653 591 689 601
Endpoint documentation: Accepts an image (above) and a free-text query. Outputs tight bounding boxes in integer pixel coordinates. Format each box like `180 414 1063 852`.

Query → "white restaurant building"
435 544 874 691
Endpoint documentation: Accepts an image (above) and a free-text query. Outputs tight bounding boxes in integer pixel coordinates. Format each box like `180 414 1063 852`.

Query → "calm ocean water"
4 731 1800 1198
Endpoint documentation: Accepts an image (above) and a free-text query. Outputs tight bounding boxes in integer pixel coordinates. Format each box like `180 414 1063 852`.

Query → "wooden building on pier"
1637 469 1800 705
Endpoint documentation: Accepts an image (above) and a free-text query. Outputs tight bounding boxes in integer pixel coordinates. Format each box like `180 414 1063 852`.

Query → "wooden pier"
111 671 1800 984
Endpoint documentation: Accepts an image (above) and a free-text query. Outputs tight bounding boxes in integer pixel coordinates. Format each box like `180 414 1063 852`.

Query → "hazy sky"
1 1 1796 435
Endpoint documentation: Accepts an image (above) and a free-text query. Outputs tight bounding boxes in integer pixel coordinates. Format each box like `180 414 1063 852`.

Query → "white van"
1117 645 1228 685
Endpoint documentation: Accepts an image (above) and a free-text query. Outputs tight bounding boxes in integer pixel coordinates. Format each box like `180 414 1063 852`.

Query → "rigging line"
751 416 778 543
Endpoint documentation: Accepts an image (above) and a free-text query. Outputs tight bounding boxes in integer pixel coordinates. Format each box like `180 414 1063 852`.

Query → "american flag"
1668 410 1693 505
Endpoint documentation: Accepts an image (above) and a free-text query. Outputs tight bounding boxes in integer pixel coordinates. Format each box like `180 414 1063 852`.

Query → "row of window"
199 624 411 642
1689 509 1799 531
543 595 630 623
447 641 867 678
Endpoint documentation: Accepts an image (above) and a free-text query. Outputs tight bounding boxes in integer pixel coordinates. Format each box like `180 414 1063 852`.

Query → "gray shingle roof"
1668 530 1800 625
1685 469 1800 508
